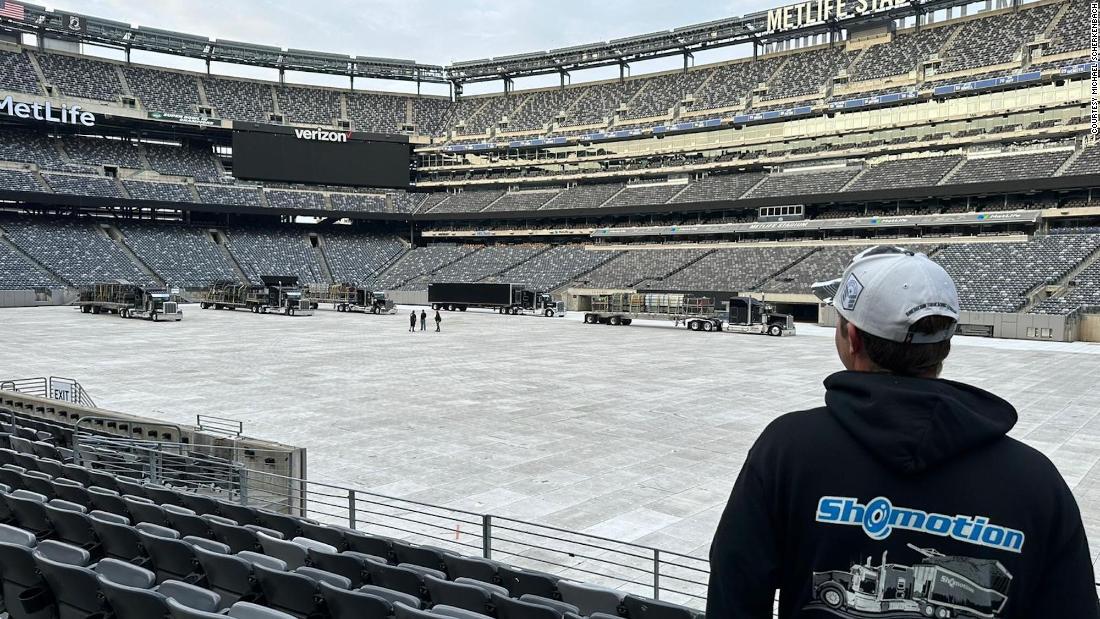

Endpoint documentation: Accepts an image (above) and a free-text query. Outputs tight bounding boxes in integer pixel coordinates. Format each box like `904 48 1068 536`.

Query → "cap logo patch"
840 274 863 311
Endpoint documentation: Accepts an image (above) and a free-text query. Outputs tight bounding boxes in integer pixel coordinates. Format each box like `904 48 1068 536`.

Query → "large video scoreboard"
232 122 412 188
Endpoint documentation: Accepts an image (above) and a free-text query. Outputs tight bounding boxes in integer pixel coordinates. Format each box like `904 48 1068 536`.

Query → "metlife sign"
294 128 352 143
0 96 96 127
766 0 910 33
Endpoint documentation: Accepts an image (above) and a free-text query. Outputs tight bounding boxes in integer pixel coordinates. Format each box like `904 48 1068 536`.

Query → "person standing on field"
420 309 427 331
409 310 416 332
434 310 442 332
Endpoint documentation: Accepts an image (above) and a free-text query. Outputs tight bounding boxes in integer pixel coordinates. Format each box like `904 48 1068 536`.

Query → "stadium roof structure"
1 0 1004 85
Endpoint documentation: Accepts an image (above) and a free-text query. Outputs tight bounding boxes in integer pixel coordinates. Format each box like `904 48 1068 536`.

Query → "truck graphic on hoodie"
807 544 1011 618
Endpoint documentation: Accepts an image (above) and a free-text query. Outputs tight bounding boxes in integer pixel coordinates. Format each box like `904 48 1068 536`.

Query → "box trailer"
428 283 564 317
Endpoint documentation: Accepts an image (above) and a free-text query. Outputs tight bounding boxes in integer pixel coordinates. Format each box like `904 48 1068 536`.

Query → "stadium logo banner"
767 0 909 33
0 96 95 127
148 111 221 127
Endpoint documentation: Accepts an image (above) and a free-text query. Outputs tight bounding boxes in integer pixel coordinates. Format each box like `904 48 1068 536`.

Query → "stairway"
103 225 165 287
753 247 822 290
210 230 249 284
311 238 335 284
641 249 718 288
1021 242 1100 311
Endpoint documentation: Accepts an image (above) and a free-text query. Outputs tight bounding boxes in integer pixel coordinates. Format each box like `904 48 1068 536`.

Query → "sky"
30 0 783 95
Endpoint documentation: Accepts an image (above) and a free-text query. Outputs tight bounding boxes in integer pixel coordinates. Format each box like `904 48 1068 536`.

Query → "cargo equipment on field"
305 284 396 314
75 282 182 321
580 292 718 329
428 283 565 317
199 276 313 316
811 544 1011 618
726 296 796 336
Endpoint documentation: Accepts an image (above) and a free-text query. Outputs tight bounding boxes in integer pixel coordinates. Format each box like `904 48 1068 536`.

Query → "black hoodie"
707 371 1098 619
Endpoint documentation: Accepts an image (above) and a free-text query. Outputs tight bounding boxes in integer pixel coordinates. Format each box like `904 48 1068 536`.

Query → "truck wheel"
921 605 936 617
584 314 596 324
544 309 553 317
609 316 621 326
688 320 699 331
152 312 158 322
817 583 846 609
621 319 632 325
935 608 952 619
702 321 714 332
769 325 782 337
460 306 467 312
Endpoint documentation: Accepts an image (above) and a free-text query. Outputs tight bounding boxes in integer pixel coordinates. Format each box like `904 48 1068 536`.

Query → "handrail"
72 434 709 605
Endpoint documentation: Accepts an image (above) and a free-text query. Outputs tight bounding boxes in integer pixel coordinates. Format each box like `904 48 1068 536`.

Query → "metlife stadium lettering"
0 96 96 127
816 496 1025 553
293 128 351 143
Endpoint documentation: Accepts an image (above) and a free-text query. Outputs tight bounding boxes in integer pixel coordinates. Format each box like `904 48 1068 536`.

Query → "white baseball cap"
831 246 960 343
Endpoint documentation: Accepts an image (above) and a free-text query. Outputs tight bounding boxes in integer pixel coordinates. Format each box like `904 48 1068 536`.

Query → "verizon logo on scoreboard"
767 0 909 33
294 128 352 143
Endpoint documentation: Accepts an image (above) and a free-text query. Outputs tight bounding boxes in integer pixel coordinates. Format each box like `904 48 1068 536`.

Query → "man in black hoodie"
707 246 1098 619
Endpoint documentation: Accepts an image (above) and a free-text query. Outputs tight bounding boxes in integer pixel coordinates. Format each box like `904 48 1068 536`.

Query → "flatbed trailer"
581 293 721 330
75 283 182 322
305 284 396 314
199 277 313 316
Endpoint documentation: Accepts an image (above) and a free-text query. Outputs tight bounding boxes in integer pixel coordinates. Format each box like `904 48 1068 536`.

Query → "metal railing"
195 414 244 437
0 376 97 409
72 433 709 607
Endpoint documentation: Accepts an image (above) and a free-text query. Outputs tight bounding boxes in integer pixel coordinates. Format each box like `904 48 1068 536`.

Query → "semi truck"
199 276 313 316
726 296 796 336
428 283 565 317
305 284 396 314
581 292 719 329
76 282 182 322
811 544 1012 618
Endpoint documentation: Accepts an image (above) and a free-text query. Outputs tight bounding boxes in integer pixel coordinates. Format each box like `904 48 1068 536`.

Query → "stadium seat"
622 594 701 619
204 515 262 553
520 595 581 616
253 562 337 617
393 540 454 573
99 576 221 619
297 521 348 550
496 565 561 599
556 580 625 615
125 495 170 526
165 504 213 538
319 579 393 619
366 562 431 600
139 529 202 583
441 555 500 584
346 530 396 561
359 584 421 609
90 514 146 563
4 491 53 539
491 592 564 619
44 503 98 550
191 545 263 607
306 547 374 586
256 531 309 569
88 486 129 516
422 574 492 614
